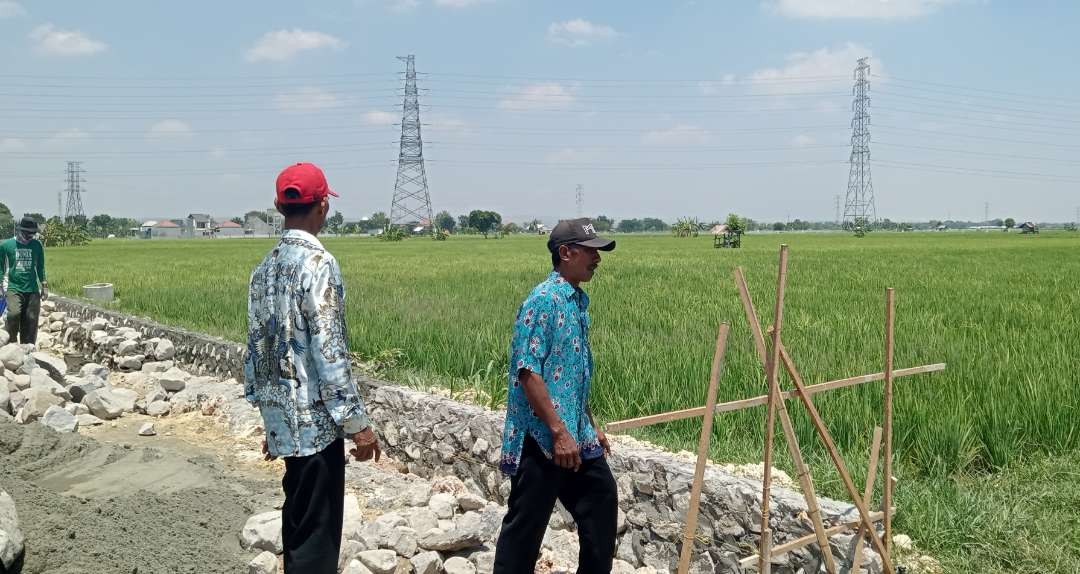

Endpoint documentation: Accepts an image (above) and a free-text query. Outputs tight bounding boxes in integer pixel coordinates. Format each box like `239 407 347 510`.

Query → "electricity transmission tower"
389 55 433 231
843 57 875 228
64 161 86 221
576 184 584 217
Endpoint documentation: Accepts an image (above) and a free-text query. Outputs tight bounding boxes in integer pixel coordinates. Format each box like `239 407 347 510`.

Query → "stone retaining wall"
50 294 879 573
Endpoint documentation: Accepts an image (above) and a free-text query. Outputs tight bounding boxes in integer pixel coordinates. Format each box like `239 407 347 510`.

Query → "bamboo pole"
777 345 895 574
735 267 837 574
739 510 888 567
758 245 789 574
849 427 884 573
603 363 945 433
882 288 895 557
676 322 731 574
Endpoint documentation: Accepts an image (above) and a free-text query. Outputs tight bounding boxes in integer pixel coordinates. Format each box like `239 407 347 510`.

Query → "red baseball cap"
275 162 339 204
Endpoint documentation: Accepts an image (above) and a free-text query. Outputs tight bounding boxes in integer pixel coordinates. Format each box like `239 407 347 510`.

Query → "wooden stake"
739 510 888 567
759 245 789 574
849 426 884 573
736 267 837 574
778 345 895 574
603 363 945 433
882 288 895 556
676 322 731 574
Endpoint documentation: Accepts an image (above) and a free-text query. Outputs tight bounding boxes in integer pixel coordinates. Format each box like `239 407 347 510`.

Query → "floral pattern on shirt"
244 229 370 458
500 271 603 475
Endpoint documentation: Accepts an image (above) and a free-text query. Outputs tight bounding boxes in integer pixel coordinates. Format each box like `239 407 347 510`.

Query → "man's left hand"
597 429 611 455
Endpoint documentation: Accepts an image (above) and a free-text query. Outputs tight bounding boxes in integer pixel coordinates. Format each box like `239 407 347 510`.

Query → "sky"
1 0 1078 224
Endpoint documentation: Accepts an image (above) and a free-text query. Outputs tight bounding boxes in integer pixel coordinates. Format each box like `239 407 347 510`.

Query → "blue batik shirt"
244 229 370 458
500 271 604 475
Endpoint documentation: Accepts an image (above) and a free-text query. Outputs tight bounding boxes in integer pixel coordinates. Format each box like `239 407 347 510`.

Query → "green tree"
593 215 614 232
230 216 243 225
89 214 113 238
725 213 746 235
500 222 522 236
41 216 91 247
1005 218 1016 230
65 214 89 229
772 222 786 231
368 211 390 232
324 210 344 234
25 213 46 225
457 215 470 232
434 210 456 233
468 210 502 238
0 202 14 236
617 219 643 233
642 218 668 232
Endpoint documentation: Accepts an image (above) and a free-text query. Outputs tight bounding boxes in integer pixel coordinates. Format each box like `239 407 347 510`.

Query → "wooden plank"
778 345 895 574
676 323 730 574
849 426 884 572
759 245 789 574
882 288 896 557
736 266 837 574
603 363 946 433
739 511 888 567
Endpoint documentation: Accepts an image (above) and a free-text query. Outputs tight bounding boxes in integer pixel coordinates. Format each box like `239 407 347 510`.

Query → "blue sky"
1 0 1078 224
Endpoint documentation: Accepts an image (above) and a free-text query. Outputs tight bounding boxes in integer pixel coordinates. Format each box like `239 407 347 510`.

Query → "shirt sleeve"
34 241 46 283
509 294 555 380
303 255 371 435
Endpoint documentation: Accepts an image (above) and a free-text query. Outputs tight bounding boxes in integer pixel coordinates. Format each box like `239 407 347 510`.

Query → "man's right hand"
552 426 581 471
349 427 382 463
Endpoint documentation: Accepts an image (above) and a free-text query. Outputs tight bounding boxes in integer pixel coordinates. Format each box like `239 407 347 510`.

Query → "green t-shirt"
1 238 46 294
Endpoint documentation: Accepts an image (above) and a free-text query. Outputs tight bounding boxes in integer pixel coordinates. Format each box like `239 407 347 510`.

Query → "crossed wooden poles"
605 245 946 574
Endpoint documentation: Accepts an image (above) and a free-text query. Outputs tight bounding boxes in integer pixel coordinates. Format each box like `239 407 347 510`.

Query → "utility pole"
834 194 841 224
984 201 989 224
842 57 876 228
576 184 584 217
64 161 86 222
389 55 433 231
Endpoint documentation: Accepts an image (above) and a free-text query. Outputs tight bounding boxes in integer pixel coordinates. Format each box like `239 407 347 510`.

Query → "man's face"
16 231 33 244
559 244 601 283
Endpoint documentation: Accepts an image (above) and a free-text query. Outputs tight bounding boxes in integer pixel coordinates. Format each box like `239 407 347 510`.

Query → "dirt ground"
0 413 284 574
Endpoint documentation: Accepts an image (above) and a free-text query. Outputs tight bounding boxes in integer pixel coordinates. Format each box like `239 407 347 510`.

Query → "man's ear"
274 200 286 217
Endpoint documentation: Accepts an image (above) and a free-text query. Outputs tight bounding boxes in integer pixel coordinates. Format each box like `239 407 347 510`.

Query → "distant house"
187 214 213 237
215 220 245 237
245 213 280 237
1019 222 1039 234
139 220 183 239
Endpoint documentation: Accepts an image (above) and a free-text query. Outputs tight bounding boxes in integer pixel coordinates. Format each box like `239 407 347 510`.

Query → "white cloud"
749 43 878 93
765 0 958 20
0 138 27 152
45 128 89 147
641 125 711 146
147 119 193 139
547 19 618 47
29 23 107 56
545 148 585 164
363 110 399 125
388 0 419 12
499 83 576 111
791 134 817 147
209 146 227 159
274 87 341 111
0 1 26 18
245 29 345 62
427 115 470 136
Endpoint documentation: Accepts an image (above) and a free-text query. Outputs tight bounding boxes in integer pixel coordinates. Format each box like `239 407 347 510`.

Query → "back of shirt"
1 238 45 294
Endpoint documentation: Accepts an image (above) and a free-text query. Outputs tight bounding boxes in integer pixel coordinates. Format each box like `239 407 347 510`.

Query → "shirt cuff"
343 412 372 436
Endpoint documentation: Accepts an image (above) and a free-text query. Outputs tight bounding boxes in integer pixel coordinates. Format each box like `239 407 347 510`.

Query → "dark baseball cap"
547 218 616 252
275 162 339 205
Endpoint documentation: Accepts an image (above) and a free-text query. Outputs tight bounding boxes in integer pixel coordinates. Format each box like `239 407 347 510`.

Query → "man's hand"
349 427 382 463
40 286 48 301
261 439 277 461
597 428 611 456
552 426 581 471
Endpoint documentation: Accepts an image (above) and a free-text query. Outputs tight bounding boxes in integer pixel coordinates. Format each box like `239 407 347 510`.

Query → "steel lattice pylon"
389 55 433 231
843 57 876 228
65 161 86 221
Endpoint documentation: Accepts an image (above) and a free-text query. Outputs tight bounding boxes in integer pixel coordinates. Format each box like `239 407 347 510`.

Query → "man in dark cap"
494 217 619 574
1 217 48 345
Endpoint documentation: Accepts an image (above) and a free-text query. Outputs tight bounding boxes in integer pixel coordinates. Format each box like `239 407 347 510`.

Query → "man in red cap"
244 162 381 573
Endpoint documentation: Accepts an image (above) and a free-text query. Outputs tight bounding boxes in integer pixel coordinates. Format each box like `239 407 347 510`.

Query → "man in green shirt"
1 217 48 345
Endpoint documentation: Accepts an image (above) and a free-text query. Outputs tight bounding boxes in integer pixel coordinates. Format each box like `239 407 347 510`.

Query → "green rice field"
47 231 1080 572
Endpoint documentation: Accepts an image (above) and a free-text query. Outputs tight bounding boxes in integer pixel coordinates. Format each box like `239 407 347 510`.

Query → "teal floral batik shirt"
500 271 604 475
244 229 370 458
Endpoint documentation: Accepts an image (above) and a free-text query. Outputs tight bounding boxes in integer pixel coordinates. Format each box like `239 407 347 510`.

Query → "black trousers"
282 438 345 574
4 291 40 345
493 437 618 574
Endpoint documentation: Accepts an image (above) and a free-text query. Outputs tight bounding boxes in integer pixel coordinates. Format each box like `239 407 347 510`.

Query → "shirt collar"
547 271 589 308
281 228 324 251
